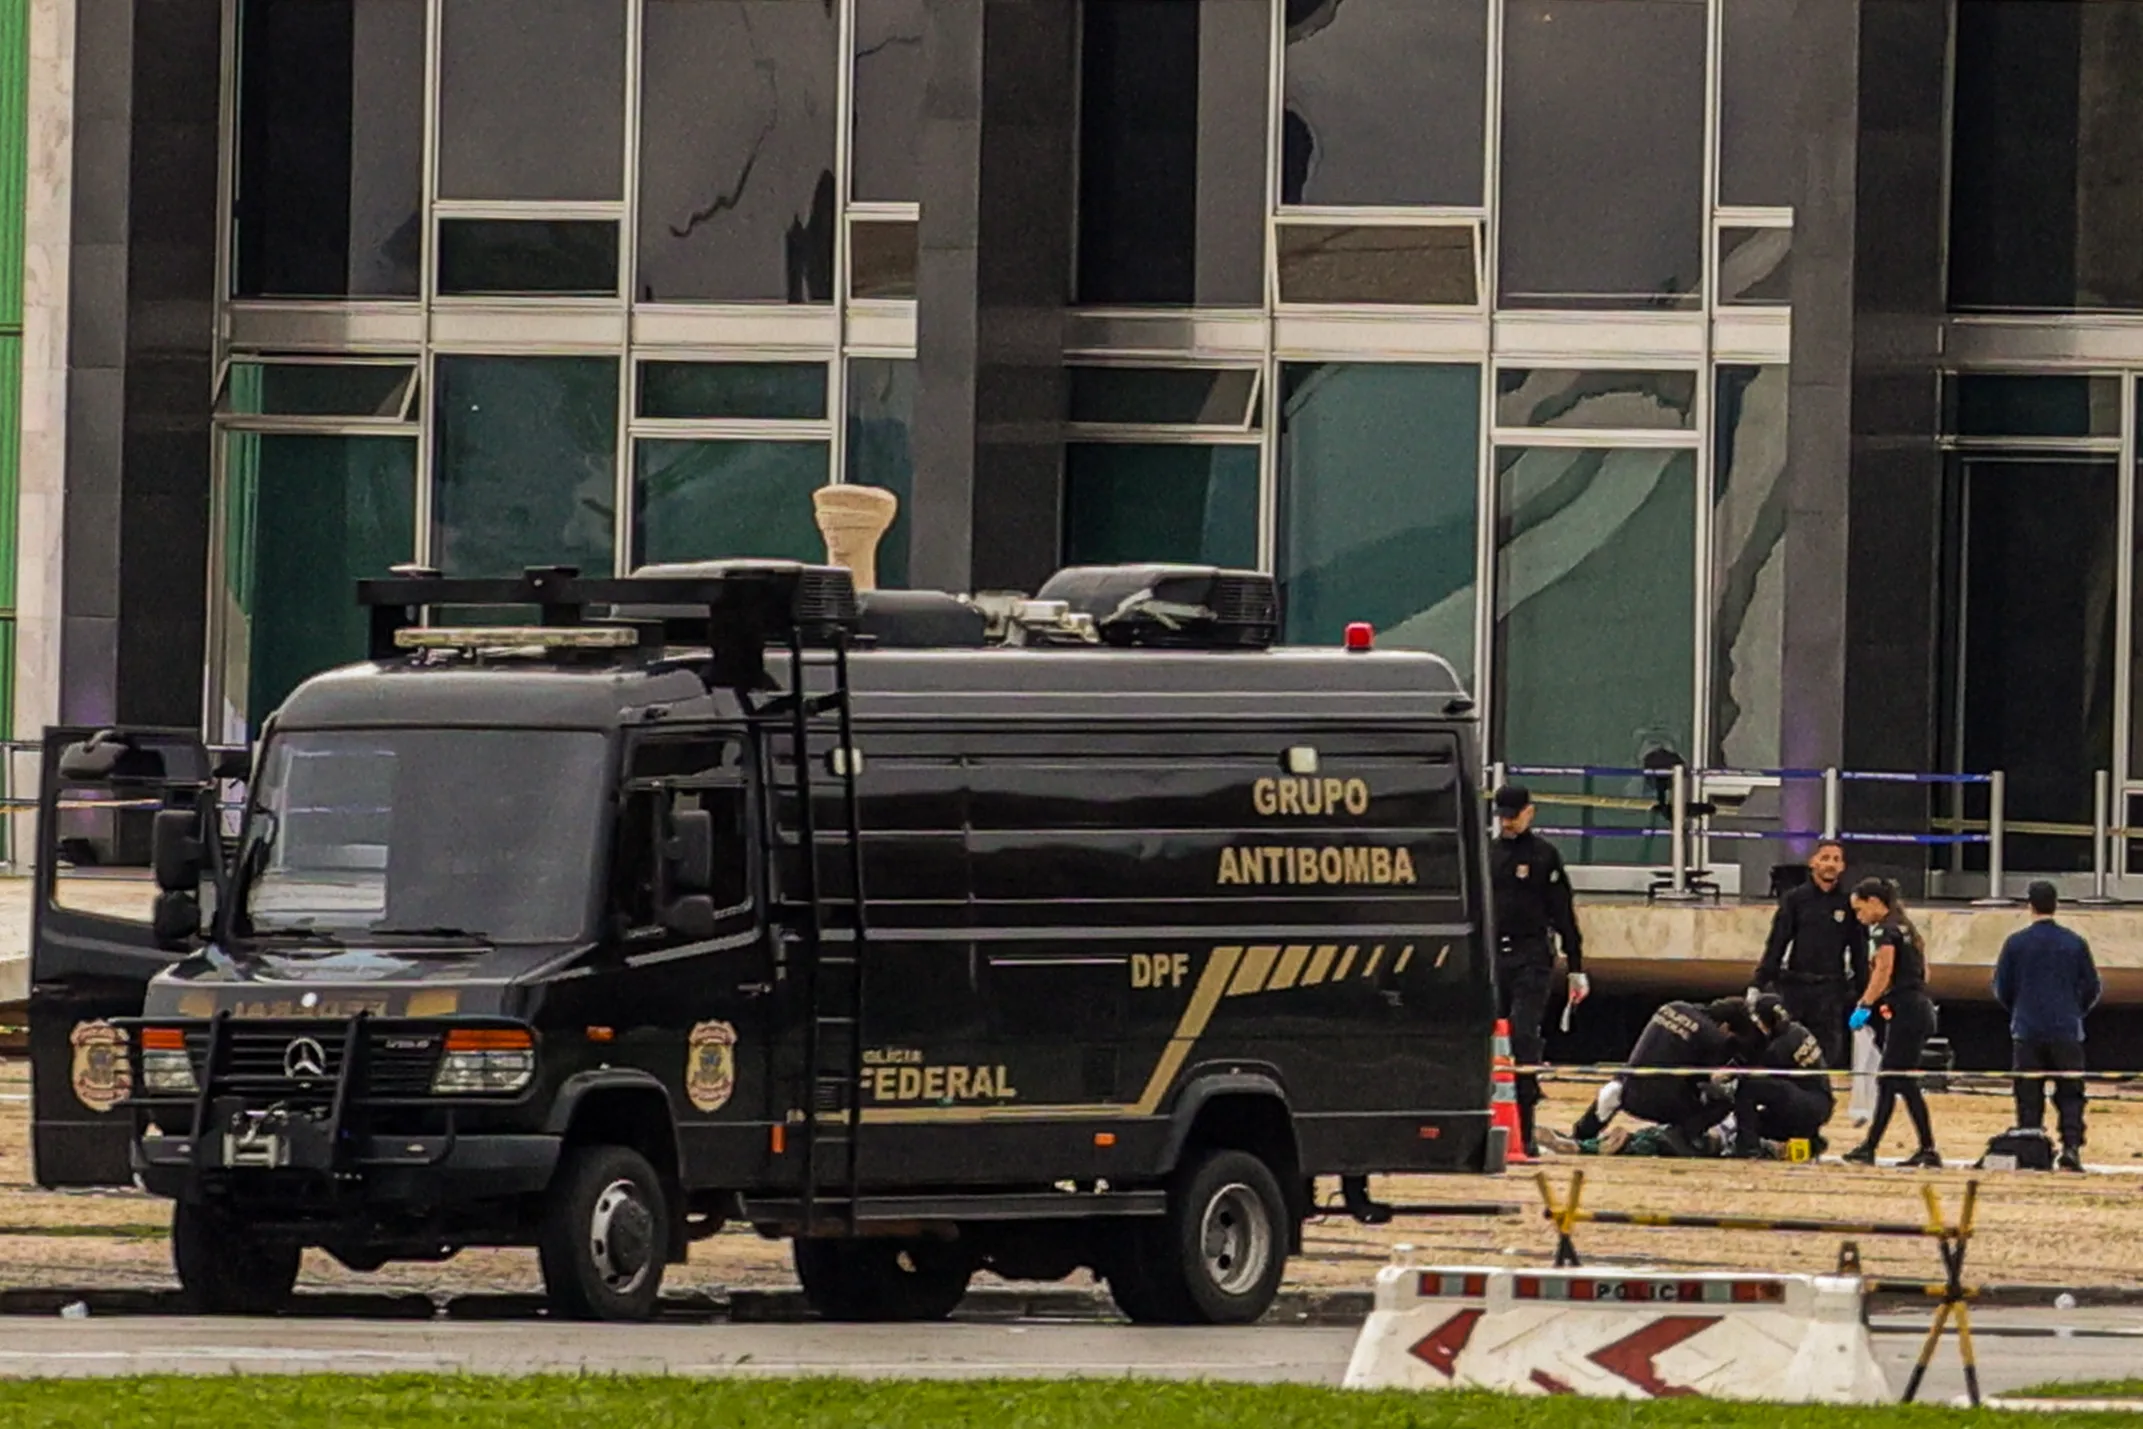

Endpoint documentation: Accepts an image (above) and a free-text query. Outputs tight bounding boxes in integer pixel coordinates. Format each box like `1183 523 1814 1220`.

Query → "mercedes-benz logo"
283 1037 328 1080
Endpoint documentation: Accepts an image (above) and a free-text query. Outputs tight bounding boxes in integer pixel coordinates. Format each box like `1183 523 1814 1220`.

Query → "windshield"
237 728 610 943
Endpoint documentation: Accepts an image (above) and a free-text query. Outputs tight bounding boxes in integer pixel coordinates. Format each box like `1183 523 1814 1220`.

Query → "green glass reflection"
639 361 829 420
219 434 418 734
1949 374 2121 440
223 362 412 418
1277 363 1480 674
635 440 830 566
846 358 915 587
1712 366 1788 769
432 357 617 578
1494 445 1695 865
1063 444 1259 569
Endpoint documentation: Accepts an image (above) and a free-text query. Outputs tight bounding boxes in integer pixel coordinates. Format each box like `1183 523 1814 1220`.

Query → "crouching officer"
1733 994 1835 1157
1571 997 1762 1152
1491 785 1586 1157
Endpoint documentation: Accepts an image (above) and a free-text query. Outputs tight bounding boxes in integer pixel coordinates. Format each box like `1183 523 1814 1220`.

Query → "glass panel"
1063 445 1260 568
638 362 828 421
1068 368 1258 427
850 219 918 300
1076 0 1267 306
1947 374 2122 439
1276 224 1478 305
1499 0 1706 310
852 0 925 203
431 358 618 578
1950 0 2143 313
436 219 620 296
1280 0 1487 207
1277 363 1481 674
1718 227 1793 305
437 0 626 201
1711 366 1789 769
638 0 838 303
1949 455 2118 871
1494 369 1698 430
219 363 413 418
1718 0 1797 207
1493 446 1696 863
634 440 830 567
235 0 424 297
846 358 917 588
216 434 416 735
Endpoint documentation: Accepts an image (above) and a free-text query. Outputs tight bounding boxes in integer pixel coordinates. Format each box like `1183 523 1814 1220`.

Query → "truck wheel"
538 1144 670 1321
794 1238 973 1322
1114 1149 1287 1325
172 1203 300 1315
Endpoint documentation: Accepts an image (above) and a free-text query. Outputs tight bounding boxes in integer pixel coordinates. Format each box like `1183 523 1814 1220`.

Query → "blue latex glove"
1848 1006 1872 1032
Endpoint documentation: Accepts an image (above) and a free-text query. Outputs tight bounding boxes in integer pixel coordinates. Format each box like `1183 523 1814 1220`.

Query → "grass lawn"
0 1378 2138 1428
2009 1380 2143 1400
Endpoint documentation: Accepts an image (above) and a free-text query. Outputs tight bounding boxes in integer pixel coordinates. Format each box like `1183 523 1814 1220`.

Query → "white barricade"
1343 1264 1889 1404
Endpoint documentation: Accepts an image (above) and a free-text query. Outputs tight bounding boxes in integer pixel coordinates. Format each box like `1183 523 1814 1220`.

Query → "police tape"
1519 1063 2143 1084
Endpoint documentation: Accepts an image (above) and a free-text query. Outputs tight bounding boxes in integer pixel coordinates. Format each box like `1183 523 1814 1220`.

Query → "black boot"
1842 1141 1877 1166
1340 1175 1393 1224
1571 1108 1603 1142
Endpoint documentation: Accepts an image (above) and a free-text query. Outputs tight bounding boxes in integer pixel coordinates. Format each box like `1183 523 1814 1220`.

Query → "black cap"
1494 784 1531 816
1752 992 1789 1030
2028 880 2059 915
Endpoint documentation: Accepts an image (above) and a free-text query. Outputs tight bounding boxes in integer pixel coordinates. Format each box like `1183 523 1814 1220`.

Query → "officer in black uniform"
1752 839 1863 1068
1570 997 1762 1150
1490 785 1585 1156
1731 994 1835 1156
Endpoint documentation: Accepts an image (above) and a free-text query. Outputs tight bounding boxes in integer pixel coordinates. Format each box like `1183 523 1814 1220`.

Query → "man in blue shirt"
1992 881 2102 1172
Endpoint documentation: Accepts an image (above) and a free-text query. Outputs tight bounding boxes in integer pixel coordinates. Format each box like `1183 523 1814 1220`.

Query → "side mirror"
665 809 715 894
152 809 206 892
661 894 718 942
152 890 201 950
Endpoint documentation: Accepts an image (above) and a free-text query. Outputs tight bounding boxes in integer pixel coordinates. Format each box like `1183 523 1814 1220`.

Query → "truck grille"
178 1023 442 1103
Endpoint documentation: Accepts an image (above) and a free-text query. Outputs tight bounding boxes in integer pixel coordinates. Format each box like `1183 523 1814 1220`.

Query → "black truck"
27 560 1497 1324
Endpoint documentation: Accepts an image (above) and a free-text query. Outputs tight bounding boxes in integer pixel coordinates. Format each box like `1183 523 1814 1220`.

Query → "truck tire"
172 1203 300 1315
793 1237 973 1322
1110 1148 1287 1326
538 1144 670 1321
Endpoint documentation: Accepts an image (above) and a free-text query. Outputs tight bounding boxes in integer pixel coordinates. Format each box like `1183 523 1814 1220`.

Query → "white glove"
1567 972 1590 1005
1746 986 1761 1004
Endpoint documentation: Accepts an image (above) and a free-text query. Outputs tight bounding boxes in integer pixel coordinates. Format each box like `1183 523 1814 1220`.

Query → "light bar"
394 625 639 650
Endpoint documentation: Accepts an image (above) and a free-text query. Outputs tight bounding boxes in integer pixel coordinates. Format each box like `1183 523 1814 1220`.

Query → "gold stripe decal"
1135 944 1245 1115
1268 944 1312 990
1226 944 1280 997
1301 944 1339 985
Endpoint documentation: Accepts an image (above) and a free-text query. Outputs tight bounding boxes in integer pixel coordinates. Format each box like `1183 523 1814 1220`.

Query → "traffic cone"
1490 1019 1532 1164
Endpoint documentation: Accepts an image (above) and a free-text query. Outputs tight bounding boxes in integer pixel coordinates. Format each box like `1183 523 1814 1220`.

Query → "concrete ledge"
1 1281 2135 1324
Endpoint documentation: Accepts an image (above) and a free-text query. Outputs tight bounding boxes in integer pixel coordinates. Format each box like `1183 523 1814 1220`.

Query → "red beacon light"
1343 622 1375 652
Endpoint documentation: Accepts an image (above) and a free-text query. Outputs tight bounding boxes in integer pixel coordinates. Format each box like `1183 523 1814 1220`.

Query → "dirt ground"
4 1061 2141 1297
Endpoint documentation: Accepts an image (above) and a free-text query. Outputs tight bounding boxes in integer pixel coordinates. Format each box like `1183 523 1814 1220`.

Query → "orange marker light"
140 1028 187 1051
585 1026 615 1043
771 1125 787 1155
1094 1133 1117 1148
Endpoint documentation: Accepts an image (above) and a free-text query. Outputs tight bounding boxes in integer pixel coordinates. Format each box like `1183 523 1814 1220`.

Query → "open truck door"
27 727 238 1186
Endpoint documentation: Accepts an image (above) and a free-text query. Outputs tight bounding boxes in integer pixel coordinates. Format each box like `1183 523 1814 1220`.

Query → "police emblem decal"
1833 909 1846 921
1515 864 1530 880
69 1020 131 1113
685 1021 738 1113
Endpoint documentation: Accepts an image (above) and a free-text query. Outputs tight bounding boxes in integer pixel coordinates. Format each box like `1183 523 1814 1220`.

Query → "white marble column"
11 0 75 867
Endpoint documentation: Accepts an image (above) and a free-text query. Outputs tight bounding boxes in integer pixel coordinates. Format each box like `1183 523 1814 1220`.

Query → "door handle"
737 982 773 997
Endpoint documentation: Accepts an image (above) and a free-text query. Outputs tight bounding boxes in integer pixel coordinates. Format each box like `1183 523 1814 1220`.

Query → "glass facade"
212 0 1804 882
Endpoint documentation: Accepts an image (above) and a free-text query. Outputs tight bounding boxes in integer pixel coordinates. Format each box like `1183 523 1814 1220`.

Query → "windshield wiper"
244 926 348 947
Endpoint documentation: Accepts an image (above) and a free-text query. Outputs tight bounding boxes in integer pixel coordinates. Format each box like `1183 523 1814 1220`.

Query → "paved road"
0 1311 2135 1402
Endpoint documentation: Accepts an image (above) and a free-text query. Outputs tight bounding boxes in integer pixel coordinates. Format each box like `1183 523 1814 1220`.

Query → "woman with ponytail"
1842 878 1942 1167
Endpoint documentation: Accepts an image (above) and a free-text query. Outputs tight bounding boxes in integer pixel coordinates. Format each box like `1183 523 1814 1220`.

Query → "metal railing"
1487 760 2130 905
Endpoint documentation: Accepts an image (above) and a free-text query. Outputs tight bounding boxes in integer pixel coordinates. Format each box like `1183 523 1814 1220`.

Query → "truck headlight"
432 1028 535 1095
139 1028 197 1095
